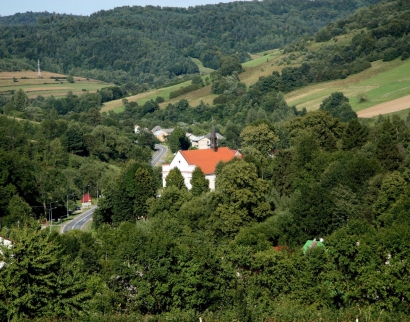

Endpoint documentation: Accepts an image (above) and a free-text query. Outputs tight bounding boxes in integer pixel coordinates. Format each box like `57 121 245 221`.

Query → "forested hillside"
0 0 382 88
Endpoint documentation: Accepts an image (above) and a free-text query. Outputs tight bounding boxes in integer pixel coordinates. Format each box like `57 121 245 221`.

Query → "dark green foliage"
0 0 381 87
320 92 357 122
93 161 155 226
218 55 243 76
342 119 369 150
0 224 90 320
166 167 186 190
168 127 191 153
190 167 209 196
169 83 203 99
315 28 332 42
376 133 402 171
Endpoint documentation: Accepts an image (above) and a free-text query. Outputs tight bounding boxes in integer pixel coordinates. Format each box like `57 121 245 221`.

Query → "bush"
402 51 410 60
213 94 228 105
383 48 400 62
155 96 165 103
66 75 75 83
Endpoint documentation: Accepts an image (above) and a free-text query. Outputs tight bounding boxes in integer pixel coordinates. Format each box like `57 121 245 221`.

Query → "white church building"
162 126 236 190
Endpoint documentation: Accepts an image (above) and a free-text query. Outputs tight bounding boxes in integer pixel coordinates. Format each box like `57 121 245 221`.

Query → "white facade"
162 152 196 190
162 152 217 190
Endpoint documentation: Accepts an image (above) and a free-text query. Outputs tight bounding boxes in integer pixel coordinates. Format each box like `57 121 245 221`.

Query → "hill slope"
0 0 383 88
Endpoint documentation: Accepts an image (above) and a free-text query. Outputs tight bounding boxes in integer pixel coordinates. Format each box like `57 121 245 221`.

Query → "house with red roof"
162 126 236 190
81 193 92 208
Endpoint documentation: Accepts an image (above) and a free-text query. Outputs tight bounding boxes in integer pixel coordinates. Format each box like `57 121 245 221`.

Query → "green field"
285 58 410 112
0 71 111 98
243 49 281 67
191 58 215 75
102 79 194 113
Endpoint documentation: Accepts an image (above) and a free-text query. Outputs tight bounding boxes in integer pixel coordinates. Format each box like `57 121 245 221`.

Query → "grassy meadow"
284 58 410 113
0 71 111 98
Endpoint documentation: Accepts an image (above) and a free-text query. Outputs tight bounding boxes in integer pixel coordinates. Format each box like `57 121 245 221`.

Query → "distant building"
81 193 92 208
162 125 235 190
151 126 174 142
188 132 225 150
134 125 149 134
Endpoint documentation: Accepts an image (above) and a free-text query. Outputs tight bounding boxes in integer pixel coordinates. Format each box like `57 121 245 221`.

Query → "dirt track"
357 95 410 118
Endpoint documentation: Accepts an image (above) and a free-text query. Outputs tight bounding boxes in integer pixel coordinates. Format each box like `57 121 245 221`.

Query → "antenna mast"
37 59 41 78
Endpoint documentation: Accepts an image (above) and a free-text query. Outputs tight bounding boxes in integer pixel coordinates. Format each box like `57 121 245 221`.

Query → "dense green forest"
2 0 410 320
0 0 382 88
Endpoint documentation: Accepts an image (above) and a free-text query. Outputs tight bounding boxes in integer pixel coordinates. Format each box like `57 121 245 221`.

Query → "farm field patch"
285 59 410 112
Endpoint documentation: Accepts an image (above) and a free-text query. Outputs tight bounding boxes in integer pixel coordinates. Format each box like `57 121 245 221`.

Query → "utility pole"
37 59 41 78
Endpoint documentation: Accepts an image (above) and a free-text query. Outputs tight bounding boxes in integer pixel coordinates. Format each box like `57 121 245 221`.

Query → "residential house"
188 132 225 150
151 126 174 142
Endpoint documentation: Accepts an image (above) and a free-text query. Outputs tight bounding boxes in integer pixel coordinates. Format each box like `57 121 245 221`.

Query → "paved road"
151 144 168 166
63 145 167 233
61 206 96 233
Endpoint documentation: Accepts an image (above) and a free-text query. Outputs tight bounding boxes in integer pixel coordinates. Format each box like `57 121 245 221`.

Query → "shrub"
383 48 400 61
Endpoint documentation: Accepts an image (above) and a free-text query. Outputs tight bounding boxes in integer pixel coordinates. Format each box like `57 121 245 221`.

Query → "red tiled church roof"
81 193 92 203
180 147 235 175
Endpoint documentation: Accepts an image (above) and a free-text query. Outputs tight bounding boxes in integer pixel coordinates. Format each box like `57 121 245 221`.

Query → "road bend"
151 144 168 166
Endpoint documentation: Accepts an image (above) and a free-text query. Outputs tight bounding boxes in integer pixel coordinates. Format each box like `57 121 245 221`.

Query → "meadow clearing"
284 58 410 115
0 71 110 98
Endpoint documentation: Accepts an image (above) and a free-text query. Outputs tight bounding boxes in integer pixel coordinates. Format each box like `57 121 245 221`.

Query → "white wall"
162 152 196 190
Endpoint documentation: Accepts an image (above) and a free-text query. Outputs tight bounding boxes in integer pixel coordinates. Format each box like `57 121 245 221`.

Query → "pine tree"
342 119 369 150
134 167 155 218
190 167 209 196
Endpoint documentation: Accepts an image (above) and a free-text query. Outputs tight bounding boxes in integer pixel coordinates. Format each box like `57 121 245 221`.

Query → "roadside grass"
161 145 174 164
284 58 410 112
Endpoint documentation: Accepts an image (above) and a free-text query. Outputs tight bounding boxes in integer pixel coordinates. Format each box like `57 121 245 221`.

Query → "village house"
151 126 174 142
187 132 225 149
162 127 235 190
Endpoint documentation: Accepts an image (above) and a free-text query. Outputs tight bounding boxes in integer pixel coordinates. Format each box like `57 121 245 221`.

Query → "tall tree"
342 119 369 150
190 166 209 196
11 89 29 112
319 92 357 122
214 160 272 236
168 127 191 153
166 167 186 190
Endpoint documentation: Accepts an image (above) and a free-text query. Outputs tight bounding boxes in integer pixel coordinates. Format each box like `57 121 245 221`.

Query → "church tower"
210 120 218 152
